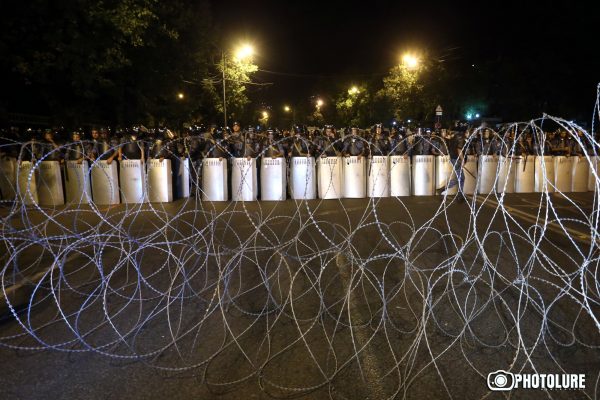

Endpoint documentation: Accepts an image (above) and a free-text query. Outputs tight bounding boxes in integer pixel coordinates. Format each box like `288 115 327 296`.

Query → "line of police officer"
0 122 596 204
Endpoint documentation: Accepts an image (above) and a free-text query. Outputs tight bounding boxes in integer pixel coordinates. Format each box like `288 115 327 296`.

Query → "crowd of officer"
1 122 594 163
0 121 596 202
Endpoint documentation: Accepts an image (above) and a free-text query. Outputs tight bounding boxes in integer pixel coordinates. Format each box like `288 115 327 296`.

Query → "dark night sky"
212 0 600 117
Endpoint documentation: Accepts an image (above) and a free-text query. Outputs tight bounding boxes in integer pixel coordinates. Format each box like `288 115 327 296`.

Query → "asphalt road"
0 192 598 399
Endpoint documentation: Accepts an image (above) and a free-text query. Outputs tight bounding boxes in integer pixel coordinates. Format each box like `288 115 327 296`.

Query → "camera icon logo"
487 370 515 391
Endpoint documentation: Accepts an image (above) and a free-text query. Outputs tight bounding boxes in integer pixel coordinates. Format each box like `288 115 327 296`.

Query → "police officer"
369 124 390 157
65 130 86 164
437 130 466 199
515 131 533 157
184 125 204 195
40 128 63 162
389 126 409 156
551 130 570 156
535 131 554 156
570 130 589 157
290 125 312 157
89 127 119 164
315 125 342 157
497 129 515 157
476 129 499 156
342 127 366 157
119 127 145 162
263 129 285 158
411 128 433 156
431 129 449 157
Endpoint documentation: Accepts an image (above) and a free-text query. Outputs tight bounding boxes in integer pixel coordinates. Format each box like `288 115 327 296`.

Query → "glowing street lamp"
223 42 256 128
402 53 420 70
262 111 269 119
177 92 184 100
234 44 254 61
284 105 291 112
348 86 360 95
316 98 324 108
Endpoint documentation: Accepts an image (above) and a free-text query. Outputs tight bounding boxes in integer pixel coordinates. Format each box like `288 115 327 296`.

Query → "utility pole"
222 50 227 129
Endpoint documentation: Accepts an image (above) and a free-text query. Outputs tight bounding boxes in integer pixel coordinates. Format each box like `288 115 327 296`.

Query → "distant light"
475 113 480 118
234 44 254 61
402 53 419 69
284 105 291 112
316 99 324 107
472 64 475 67
177 92 184 99
262 111 269 119
348 86 360 95
392 121 397 125
407 119 412 123
466 113 473 120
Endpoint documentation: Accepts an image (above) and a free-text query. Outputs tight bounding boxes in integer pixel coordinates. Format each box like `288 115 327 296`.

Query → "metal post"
222 50 227 129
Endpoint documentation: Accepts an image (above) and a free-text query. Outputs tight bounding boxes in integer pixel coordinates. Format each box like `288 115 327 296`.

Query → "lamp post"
222 44 254 129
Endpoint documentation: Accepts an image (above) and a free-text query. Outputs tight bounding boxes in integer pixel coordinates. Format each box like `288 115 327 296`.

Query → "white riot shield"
534 156 555 193
496 156 515 193
175 157 191 198
477 155 498 194
147 159 173 202
231 157 257 202
435 155 454 194
65 160 92 204
91 160 119 205
119 159 146 203
390 155 411 196
588 156 599 191
202 158 228 201
368 156 389 198
343 156 366 198
0 157 17 200
290 157 316 200
412 155 435 196
571 156 590 192
261 157 286 201
17 161 38 205
317 156 343 199
554 156 573 193
514 156 535 193
462 155 478 195
37 160 64 206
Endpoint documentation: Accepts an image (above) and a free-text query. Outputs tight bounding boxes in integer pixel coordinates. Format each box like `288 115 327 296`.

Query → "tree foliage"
1 0 216 126
203 55 258 125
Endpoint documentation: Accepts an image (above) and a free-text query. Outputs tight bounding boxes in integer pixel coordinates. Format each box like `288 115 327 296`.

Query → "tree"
203 52 258 126
335 84 372 127
378 57 447 123
0 0 216 126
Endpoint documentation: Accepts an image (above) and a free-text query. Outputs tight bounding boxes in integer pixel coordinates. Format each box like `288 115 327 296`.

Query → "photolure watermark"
487 370 585 391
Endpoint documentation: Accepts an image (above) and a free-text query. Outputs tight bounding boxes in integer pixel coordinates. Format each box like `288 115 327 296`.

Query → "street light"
262 111 269 119
177 92 184 100
348 86 360 95
234 44 254 61
223 42 256 128
316 99 324 108
284 105 291 112
402 53 419 70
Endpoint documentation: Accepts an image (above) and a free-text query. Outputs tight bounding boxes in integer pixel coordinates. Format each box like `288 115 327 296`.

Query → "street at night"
1 1 600 399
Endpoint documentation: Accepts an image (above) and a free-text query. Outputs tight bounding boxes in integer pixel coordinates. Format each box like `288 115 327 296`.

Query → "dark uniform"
389 128 409 156
411 130 433 156
120 132 144 161
342 128 366 157
315 126 342 157
476 130 499 156
551 131 570 156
